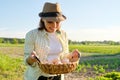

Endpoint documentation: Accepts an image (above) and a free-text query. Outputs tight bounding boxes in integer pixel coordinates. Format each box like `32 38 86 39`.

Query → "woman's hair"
38 19 45 30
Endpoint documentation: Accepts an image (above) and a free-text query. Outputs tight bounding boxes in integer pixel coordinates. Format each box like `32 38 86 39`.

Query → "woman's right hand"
27 51 38 65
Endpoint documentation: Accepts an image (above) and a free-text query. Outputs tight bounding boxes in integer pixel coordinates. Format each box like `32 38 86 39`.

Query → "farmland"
0 43 120 80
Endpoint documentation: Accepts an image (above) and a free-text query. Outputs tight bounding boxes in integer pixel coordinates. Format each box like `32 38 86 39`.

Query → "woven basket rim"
38 61 79 74
40 62 77 65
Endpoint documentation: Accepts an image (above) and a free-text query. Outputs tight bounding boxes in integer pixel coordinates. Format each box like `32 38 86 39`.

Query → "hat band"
39 12 63 17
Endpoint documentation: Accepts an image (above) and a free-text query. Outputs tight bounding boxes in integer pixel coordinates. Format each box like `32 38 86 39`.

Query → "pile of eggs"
42 49 80 64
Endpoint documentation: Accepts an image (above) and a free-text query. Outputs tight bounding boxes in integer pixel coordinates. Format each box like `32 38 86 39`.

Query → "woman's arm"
24 30 37 66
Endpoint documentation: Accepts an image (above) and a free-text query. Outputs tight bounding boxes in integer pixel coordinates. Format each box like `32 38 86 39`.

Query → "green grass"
0 53 25 80
1 43 120 55
69 44 120 56
0 43 24 47
0 43 120 80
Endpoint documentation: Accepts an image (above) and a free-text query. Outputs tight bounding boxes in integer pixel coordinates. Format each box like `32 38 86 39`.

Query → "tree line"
69 40 120 45
0 37 120 45
0 37 24 44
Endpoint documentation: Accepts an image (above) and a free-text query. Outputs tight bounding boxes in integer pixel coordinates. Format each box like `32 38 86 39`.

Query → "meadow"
0 43 120 80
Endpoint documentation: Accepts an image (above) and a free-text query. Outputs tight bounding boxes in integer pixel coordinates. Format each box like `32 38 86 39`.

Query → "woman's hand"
27 51 38 65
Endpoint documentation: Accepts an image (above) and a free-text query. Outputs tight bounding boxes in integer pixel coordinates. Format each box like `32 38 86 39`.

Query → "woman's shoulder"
25 29 39 39
27 28 38 33
26 28 38 35
60 29 67 35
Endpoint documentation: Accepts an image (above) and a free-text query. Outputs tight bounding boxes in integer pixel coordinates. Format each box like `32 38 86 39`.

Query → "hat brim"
41 15 66 21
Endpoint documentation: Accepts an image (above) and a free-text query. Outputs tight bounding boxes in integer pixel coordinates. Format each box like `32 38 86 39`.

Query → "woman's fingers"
29 51 38 62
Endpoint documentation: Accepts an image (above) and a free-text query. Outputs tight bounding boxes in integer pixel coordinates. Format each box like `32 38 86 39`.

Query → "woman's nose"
52 22 57 28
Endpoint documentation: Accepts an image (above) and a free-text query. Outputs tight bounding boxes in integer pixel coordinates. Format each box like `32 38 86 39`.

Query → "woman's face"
43 19 61 33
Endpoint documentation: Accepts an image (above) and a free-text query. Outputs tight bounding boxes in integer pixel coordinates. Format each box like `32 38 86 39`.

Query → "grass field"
0 53 25 80
69 44 120 54
0 43 120 80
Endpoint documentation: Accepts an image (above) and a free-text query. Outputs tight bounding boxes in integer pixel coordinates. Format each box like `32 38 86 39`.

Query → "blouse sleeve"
24 30 36 67
60 30 69 59
64 31 69 53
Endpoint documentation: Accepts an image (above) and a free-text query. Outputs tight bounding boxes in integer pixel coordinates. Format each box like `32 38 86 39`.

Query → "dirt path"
0 47 24 58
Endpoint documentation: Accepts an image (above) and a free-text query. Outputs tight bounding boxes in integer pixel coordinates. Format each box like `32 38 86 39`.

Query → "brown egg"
61 58 70 64
52 58 62 64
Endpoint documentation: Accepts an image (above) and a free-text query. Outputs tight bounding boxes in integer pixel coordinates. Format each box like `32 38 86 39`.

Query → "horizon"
0 37 119 42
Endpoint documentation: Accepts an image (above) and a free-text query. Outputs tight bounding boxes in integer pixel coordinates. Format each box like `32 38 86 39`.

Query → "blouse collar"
42 29 62 36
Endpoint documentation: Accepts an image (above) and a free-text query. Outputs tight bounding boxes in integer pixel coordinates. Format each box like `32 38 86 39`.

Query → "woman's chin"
50 30 56 33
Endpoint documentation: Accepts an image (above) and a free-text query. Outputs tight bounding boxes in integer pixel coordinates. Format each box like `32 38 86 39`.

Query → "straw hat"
39 2 66 21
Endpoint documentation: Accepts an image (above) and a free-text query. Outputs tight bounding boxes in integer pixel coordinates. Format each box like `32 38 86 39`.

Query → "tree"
0 38 3 43
11 38 18 44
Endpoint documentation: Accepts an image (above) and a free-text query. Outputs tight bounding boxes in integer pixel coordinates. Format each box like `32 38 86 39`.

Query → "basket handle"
34 55 41 63
32 51 41 63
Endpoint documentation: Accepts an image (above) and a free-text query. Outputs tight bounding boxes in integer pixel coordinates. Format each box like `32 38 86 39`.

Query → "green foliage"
104 72 120 80
0 38 3 43
76 57 120 76
90 72 120 80
98 65 105 73
69 40 120 45
93 65 98 71
0 37 25 44
76 64 85 72
12 38 18 44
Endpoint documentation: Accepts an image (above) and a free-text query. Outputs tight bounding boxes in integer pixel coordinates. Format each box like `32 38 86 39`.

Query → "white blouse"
47 32 62 62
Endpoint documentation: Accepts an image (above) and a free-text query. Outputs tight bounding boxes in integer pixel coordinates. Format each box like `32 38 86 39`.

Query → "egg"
47 58 62 64
41 60 48 64
61 58 70 64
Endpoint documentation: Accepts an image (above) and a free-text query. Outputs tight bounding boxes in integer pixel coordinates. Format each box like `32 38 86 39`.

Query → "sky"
0 0 120 41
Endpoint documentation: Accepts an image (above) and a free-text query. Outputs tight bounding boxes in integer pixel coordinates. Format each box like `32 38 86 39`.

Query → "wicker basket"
38 61 78 74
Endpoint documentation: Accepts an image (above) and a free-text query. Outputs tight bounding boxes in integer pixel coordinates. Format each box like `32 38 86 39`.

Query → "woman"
24 2 69 80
